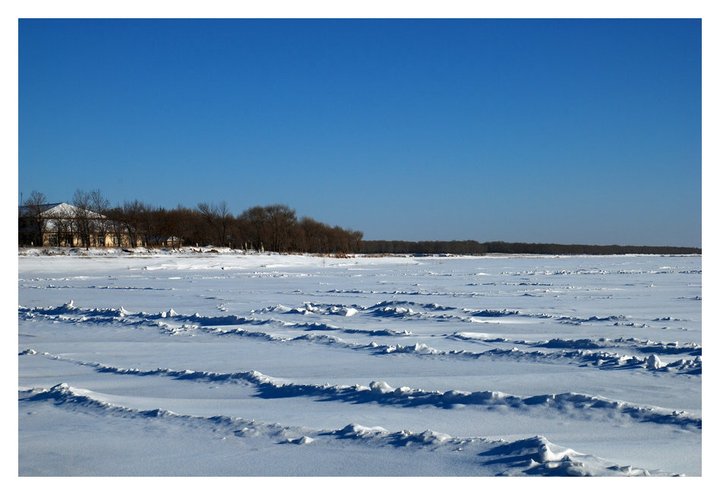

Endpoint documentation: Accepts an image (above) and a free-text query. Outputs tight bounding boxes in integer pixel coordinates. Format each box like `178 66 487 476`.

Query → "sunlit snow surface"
18 250 701 476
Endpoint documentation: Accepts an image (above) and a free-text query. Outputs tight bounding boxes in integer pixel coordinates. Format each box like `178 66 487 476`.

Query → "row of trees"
358 240 701 255
20 189 700 255
19 190 364 254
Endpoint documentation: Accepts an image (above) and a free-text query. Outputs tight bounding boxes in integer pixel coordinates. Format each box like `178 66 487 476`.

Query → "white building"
19 202 141 248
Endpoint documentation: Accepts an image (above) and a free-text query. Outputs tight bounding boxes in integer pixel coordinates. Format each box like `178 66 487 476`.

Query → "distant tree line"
359 240 700 255
20 189 700 255
19 190 363 254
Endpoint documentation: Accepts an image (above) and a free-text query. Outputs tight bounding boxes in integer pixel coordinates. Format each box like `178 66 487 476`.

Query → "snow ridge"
451 333 702 357
368 341 701 374
19 302 701 375
18 382 671 476
24 352 701 430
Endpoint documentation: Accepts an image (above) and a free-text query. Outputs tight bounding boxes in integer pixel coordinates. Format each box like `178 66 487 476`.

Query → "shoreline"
17 246 702 258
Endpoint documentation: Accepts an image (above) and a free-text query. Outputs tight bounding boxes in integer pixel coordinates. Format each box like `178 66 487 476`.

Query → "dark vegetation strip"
20 189 700 255
359 240 700 256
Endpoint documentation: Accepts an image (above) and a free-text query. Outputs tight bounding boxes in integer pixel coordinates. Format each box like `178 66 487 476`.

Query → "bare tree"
217 201 233 247
298 217 326 253
53 215 74 247
120 200 150 248
197 202 218 246
197 201 233 246
239 206 269 251
264 204 297 253
105 206 128 248
89 190 110 247
72 190 94 249
20 190 48 246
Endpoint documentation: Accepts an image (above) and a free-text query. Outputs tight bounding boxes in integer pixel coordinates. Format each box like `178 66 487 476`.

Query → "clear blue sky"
18 18 701 247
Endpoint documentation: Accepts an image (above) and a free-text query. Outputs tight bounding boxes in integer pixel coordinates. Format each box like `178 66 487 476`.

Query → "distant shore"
18 245 701 257
358 240 700 256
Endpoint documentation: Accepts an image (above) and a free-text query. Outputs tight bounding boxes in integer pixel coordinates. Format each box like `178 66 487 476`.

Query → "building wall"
42 231 143 248
20 203 148 249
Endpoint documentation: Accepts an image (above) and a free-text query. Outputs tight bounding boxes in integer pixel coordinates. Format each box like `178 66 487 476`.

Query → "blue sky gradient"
19 18 701 246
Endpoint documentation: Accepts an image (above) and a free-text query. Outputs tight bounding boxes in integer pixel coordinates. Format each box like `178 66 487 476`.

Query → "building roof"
19 202 105 219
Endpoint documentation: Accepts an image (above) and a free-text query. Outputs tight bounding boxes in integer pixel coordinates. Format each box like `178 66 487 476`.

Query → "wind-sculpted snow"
256 302 361 317
19 302 702 375
462 308 642 326
466 309 521 317
23 352 702 431
18 253 701 476
370 341 701 373
477 436 654 476
364 300 457 316
20 383 176 419
257 299 460 320
18 302 411 337
19 383 673 476
501 267 701 277
452 333 702 357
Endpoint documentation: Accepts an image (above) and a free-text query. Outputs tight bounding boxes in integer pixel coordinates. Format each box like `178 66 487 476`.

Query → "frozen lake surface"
18 250 702 476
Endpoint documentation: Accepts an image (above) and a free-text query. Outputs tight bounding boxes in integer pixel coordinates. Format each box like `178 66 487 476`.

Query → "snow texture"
18 250 701 477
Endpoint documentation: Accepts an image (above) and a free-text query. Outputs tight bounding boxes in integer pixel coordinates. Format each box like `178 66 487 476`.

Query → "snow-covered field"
17 249 702 477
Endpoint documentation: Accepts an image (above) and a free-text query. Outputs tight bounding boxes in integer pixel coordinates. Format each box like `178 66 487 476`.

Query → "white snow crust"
17 250 702 478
